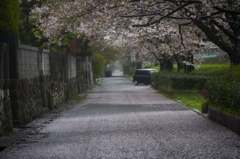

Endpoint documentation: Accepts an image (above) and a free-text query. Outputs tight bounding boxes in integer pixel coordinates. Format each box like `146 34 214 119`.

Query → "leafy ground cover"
150 63 230 113
158 90 207 112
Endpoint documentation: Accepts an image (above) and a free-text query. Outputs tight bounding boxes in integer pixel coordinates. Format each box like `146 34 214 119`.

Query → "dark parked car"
133 69 159 85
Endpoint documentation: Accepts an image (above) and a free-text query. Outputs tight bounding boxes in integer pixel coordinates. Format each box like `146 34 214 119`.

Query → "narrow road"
1 77 240 159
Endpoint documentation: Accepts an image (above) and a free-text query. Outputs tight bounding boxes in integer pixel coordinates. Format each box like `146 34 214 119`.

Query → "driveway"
1 77 240 159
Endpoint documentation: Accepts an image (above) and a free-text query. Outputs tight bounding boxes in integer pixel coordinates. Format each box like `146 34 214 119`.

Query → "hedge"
0 0 19 36
151 72 209 90
92 53 105 80
205 65 240 112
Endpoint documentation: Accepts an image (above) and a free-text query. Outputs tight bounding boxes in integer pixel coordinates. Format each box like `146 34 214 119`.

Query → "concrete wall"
41 49 50 76
17 44 39 79
17 44 50 78
0 42 92 136
68 54 76 79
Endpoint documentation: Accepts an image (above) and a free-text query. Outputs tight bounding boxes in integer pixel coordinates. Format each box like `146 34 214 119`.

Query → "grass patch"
150 66 160 70
158 90 207 112
151 64 229 75
68 94 88 102
190 64 229 75
125 75 133 81
199 64 229 68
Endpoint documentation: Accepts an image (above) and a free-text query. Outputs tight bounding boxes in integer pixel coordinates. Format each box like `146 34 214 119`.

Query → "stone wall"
0 41 92 135
10 50 91 125
77 57 89 92
50 52 68 81
40 75 52 110
50 52 68 108
49 53 91 106
51 81 67 108
9 78 44 125
0 80 12 136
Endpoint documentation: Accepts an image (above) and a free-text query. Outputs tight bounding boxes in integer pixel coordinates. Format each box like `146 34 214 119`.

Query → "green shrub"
151 72 169 86
152 71 209 90
171 74 208 90
206 65 240 113
0 0 19 36
92 53 105 80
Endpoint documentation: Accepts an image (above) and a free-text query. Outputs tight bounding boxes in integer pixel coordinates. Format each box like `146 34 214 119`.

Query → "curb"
177 100 208 118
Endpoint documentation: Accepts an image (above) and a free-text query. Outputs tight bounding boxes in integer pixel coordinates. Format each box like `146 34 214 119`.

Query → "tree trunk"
174 54 184 72
184 64 194 73
228 41 240 65
151 52 173 71
159 57 173 71
229 49 240 65
183 52 194 73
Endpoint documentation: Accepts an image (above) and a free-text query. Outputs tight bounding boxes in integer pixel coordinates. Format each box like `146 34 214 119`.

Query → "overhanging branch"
132 2 200 27
213 6 240 14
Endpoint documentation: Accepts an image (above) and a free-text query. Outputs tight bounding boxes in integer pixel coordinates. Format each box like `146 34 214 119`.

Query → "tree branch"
210 19 236 40
194 19 234 56
213 6 240 14
132 2 200 27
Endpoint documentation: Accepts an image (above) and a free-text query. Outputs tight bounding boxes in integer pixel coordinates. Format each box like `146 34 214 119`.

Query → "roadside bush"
206 65 240 113
151 72 171 88
92 53 105 80
152 71 209 90
0 0 19 36
171 74 208 90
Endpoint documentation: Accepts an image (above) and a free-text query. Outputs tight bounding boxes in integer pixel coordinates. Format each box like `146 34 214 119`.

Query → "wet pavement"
1 76 240 159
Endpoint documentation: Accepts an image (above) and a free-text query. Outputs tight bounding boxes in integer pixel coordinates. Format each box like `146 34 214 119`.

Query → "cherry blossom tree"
119 0 240 65
110 19 215 72
28 0 240 65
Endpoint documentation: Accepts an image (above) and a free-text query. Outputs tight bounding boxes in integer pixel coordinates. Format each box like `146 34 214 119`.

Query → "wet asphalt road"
1 76 240 159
